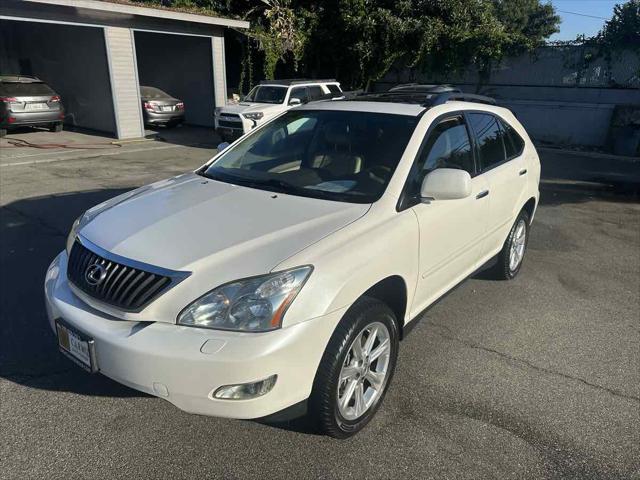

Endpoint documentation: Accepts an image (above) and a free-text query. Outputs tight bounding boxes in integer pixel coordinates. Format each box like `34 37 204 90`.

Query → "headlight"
66 216 82 254
243 112 264 120
178 266 312 332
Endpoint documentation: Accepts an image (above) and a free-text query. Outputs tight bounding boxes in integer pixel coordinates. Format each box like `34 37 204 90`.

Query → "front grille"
218 119 243 129
220 113 241 119
67 241 172 311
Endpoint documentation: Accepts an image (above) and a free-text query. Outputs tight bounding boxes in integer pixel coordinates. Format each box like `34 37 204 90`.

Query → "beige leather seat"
312 122 362 177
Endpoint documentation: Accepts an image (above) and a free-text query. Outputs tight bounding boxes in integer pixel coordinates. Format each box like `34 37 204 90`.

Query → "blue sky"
547 0 619 41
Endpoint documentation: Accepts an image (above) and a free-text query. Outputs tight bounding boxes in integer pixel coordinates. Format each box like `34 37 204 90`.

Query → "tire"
50 123 63 133
0 128 6 138
490 210 530 280
308 297 399 438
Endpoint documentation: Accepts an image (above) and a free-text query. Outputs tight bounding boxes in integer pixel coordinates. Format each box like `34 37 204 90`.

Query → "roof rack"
431 92 496 106
259 78 338 86
388 84 460 94
344 85 496 107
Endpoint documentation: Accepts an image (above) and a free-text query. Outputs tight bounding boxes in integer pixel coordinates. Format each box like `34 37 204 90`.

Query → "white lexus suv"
45 87 540 438
214 79 342 139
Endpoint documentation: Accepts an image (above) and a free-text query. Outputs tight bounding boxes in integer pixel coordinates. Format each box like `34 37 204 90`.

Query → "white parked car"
45 87 540 438
214 79 342 139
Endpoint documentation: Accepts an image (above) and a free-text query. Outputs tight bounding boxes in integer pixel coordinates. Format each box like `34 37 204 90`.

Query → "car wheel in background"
0 128 6 137
491 210 530 280
50 123 63 133
308 297 399 438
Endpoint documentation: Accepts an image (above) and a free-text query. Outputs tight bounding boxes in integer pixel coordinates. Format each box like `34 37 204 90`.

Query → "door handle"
476 190 489 200
519 168 528 176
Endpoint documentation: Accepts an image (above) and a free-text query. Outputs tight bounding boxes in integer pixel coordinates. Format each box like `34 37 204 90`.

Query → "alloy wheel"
509 219 527 272
336 321 391 421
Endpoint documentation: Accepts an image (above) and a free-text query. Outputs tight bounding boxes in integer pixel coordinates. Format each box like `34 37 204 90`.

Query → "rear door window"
0 82 55 97
468 113 507 171
289 87 309 104
308 86 325 100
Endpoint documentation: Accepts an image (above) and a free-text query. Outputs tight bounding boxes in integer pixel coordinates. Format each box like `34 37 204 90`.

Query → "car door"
408 114 490 311
467 112 528 255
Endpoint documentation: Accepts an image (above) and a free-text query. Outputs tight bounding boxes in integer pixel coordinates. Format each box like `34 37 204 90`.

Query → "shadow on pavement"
0 188 146 398
146 124 221 150
539 149 640 206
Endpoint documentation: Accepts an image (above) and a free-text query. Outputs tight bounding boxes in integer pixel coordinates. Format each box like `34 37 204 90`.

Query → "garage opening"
134 31 216 128
0 19 117 135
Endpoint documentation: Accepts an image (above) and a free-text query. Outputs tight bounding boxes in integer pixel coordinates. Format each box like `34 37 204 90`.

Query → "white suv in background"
45 87 540 438
214 79 342 139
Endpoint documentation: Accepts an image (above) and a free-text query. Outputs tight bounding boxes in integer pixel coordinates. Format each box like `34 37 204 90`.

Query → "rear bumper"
44 251 345 419
144 111 184 124
2 110 63 127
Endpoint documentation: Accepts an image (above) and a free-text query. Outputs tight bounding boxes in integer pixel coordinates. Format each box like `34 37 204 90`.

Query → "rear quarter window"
326 84 342 94
499 119 525 159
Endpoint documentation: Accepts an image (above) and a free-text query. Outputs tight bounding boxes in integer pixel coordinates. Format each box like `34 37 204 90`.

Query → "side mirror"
288 97 302 106
420 168 471 201
217 142 230 152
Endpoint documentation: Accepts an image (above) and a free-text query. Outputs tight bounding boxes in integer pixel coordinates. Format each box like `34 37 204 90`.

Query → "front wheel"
308 297 399 438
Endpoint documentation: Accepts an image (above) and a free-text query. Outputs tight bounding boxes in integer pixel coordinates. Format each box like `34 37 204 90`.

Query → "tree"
597 0 640 52
136 0 561 90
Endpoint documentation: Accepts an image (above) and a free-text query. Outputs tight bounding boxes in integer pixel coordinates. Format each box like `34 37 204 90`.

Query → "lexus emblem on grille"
85 262 107 286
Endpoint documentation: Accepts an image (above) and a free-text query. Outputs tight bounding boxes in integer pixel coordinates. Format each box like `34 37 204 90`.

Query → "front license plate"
56 320 96 372
26 102 48 110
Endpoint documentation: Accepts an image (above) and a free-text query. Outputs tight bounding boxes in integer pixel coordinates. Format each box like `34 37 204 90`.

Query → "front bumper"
44 251 344 419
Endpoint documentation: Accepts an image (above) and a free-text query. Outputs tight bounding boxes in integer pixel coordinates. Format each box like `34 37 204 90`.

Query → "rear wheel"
308 297 399 438
490 210 530 280
50 123 63 133
0 128 6 138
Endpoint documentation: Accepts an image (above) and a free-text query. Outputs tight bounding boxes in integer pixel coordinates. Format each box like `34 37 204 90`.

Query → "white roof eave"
22 0 250 29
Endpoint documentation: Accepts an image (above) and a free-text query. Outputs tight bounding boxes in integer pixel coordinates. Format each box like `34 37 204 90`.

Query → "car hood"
79 173 370 275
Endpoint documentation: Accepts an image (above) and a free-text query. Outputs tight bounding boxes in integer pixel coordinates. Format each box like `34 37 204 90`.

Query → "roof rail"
259 78 338 86
431 92 496 106
341 86 496 107
388 84 460 94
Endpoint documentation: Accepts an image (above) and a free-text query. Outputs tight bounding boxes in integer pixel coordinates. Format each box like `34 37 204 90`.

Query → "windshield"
243 85 287 104
202 110 418 203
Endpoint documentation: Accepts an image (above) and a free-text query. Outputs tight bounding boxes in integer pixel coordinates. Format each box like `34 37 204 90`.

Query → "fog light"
213 375 277 400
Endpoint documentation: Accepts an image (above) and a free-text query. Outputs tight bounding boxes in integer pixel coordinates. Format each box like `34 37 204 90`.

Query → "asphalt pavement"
0 131 638 480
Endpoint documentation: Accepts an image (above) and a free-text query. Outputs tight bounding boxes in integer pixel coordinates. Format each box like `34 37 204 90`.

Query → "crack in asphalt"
428 322 640 404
